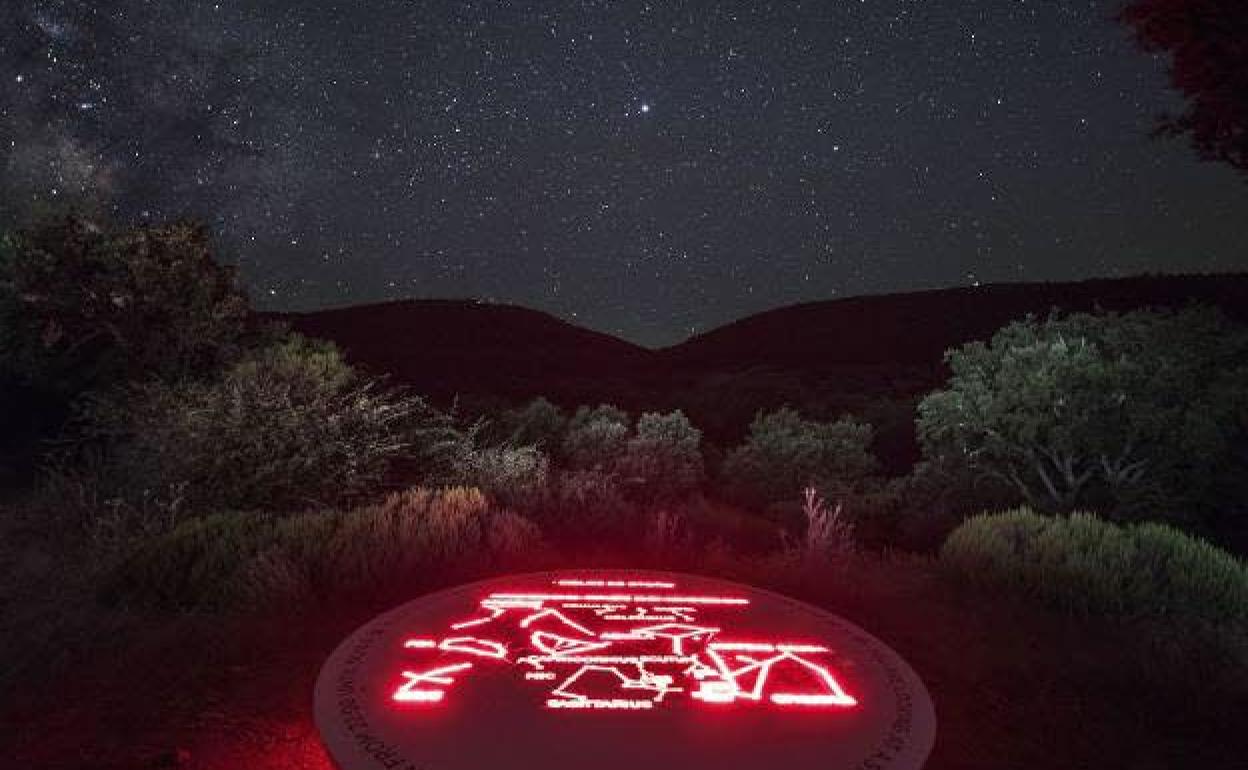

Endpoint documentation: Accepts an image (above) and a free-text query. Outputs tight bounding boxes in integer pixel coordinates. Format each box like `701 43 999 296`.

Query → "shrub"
495 397 567 450
104 487 545 611
102 511 283 610
890 458 1018 552
800 486 856 563
616 410 705 503
456 444 550 510
542 467 637 540
721 407 877 509
941 508 1248 631
76 335 456 512
560 404 630 470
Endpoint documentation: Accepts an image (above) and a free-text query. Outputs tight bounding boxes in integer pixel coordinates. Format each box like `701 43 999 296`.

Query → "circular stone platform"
314 571 936 770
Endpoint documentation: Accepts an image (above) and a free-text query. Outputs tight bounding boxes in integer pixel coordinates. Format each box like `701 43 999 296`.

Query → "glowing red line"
530 631 611 657
771 693 857 706
547 699 653 710
709 642 829 653
488 592 748 605
393 662 473 703
439 636 507 659
450 608 504 630
450 598 543 629
554 579 676 589
769 652 858 707
399 662 473 686
629 623 720 656
693 648 858 708
385 577 862 713
518 608 596 637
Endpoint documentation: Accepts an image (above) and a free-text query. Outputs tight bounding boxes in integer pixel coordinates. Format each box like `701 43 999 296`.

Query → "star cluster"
3 0 1246 345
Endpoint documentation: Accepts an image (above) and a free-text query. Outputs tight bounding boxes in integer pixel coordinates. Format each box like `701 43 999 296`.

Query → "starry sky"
3 1 1247 346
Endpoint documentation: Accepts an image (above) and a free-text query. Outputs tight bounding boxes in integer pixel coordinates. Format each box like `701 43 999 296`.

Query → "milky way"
3 1 1246 345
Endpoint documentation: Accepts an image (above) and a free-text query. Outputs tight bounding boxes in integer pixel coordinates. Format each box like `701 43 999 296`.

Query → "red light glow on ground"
388 578 858 711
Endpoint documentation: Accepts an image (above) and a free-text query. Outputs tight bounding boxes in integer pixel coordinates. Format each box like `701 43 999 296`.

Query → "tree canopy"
721 407 877 508
1121 0 1248 175
917 307 1248 521
0 215 251 396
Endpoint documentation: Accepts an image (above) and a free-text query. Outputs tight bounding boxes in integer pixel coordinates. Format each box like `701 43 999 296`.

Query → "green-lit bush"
918 307 1248 520
720 407 877 509
941 508 1248 631
104 487 544 611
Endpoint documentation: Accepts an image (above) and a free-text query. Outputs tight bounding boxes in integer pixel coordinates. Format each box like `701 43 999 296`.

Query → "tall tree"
1121 0 1248 174
917 307 1248 523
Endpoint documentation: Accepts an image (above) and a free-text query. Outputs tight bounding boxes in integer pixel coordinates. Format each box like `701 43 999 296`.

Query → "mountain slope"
660 273 1248 374
278 299 653 406
277 274 1248 422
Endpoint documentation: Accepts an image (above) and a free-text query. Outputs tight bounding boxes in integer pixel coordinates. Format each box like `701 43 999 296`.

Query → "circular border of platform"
314 570 936 770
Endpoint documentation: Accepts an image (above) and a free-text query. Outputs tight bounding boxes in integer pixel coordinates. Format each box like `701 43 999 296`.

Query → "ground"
1 507 1246 770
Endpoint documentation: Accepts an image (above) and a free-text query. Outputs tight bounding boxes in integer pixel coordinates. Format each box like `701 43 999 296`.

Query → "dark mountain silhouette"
279 273 1248 468
660 273 1248 373
276 299 653 407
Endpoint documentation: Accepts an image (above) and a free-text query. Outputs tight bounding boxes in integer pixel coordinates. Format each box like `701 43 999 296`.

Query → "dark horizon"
274 267 1248 350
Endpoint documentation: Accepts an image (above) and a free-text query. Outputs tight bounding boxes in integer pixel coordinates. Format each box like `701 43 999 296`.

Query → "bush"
890 458 1018 551
541 467 638 541
941 508 1248 632
75 335 458 513
721 407 877 509
494 397 567 450
456 444 550 510
616 410 705 503
560 404 630 470
104 487 545 610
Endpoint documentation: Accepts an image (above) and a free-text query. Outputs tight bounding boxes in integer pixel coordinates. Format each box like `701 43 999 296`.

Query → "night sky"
3 1 1247 346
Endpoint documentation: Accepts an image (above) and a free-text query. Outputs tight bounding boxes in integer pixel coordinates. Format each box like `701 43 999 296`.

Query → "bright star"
640 103 651 114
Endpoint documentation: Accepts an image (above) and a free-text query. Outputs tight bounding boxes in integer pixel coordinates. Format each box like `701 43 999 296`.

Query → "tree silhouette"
1120 0 1248 174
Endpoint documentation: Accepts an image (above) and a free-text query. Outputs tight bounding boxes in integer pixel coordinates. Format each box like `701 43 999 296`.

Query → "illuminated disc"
314 571 935 770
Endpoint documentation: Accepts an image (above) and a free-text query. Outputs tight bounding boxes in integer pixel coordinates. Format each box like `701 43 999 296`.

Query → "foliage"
720 407 877 509
456 444 551 510
560 403 630 470
917 307 1248 522
616 410 705 503
800 486 856 563
643 508 694 559
941 508 1248 632
104 487 545 611
0 216 250 396
76 335 459 512
1120 0 1248 174
541 467 637 540
494 397 568 450
889 458 1018 551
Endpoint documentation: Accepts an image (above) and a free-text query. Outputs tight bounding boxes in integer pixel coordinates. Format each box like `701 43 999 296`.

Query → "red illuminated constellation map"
391 578 859 711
